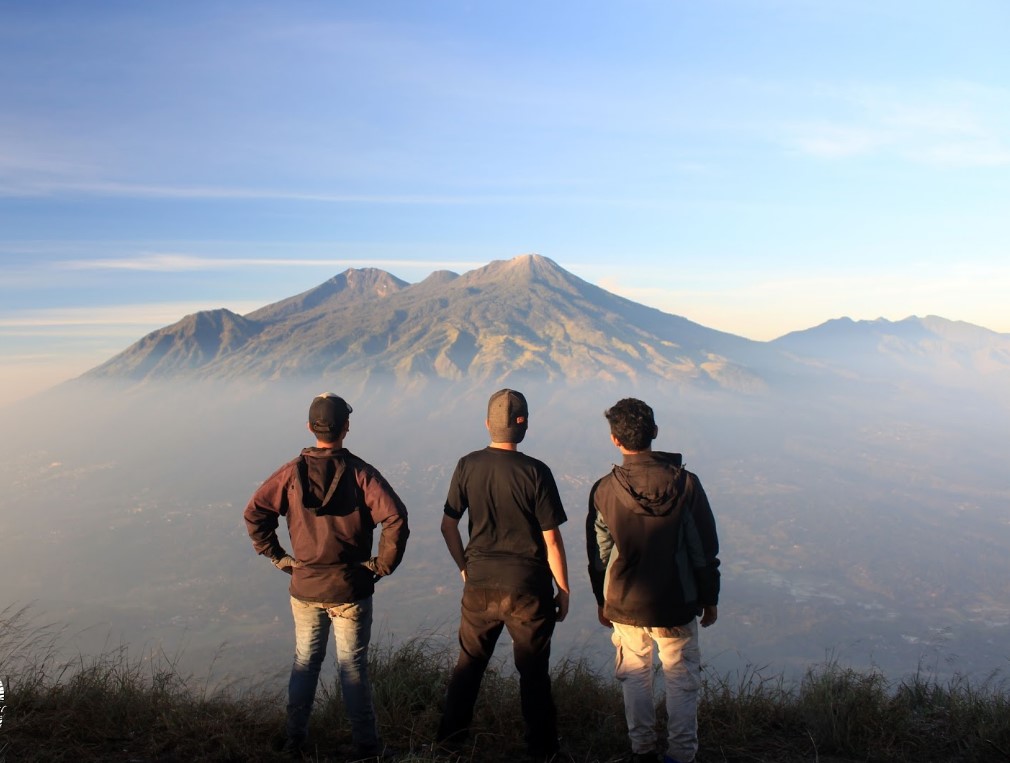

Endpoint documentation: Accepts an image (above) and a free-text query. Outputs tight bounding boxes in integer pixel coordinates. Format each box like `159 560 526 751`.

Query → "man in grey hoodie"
587 398 720 763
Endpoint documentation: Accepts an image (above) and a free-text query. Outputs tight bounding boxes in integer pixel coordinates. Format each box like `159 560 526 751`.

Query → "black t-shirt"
444 446 567 593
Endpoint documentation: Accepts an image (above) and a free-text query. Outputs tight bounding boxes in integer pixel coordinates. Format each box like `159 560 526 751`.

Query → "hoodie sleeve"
684 473 720 606
359 465 410 577
244 462 293 560
586 478 611 607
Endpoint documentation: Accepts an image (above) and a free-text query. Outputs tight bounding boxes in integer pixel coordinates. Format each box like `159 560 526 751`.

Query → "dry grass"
2 605 1009 762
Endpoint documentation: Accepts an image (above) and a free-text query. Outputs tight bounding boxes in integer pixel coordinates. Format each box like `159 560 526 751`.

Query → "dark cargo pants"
437 584 559 756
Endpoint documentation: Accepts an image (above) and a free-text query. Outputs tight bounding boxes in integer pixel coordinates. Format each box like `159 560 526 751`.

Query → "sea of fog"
2 378 1008 692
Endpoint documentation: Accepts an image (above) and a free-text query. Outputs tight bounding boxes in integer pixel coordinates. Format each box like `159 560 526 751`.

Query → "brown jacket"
244 447 409 603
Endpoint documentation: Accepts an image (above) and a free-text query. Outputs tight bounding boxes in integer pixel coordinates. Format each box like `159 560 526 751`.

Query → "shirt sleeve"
243 462 292 559
534 462 567 530
443 457 468 520
359 464 410 577
586 478 609 606
686 473 721 606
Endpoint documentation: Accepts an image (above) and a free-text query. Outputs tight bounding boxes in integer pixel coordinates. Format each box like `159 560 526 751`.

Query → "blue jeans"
287 595 379 750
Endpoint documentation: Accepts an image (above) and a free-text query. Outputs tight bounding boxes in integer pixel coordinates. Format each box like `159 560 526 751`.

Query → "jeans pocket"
511 591 552 621
327 601 365 621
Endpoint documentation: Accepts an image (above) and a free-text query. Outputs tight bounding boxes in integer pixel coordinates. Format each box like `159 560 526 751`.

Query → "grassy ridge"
2 606 1009 762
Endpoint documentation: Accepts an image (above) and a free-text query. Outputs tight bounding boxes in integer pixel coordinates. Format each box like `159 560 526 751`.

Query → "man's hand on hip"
362 557 384 582
271 554 303 575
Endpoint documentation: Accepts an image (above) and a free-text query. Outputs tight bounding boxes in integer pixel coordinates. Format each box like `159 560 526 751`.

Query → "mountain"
81 255 1010 399
86 308 262 379
84 254 769 391
772 316 1010 395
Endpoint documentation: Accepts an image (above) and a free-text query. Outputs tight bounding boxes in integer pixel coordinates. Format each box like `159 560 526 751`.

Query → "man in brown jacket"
244 392 409 759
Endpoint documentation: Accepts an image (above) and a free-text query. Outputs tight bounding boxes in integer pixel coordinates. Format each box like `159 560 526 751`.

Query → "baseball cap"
308 392 352 439
487 388 528 443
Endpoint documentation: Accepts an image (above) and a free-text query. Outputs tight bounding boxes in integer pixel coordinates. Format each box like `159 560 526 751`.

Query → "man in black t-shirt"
436 388 570 761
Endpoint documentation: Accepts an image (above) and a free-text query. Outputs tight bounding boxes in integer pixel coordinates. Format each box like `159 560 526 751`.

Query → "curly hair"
604 398 656 452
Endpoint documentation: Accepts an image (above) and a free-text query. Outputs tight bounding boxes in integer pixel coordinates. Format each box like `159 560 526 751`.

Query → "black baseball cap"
308 392 352 438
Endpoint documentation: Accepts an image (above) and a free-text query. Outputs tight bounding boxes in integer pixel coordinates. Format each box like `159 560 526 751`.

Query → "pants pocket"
612 628 625 674
327 600 367 621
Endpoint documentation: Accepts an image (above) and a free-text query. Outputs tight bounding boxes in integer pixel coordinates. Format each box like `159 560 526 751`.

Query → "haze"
2 374 1007 687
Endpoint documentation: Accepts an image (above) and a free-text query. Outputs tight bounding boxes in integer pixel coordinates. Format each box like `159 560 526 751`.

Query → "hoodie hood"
612 451 687 517
296 447 348 513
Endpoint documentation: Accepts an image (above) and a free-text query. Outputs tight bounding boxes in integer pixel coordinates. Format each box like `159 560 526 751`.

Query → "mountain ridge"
84 255 769 390
81 255 1010 396
772 314 1010 387
246 268 409 323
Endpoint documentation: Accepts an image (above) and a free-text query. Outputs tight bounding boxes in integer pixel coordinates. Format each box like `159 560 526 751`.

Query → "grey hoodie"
587 451 720 627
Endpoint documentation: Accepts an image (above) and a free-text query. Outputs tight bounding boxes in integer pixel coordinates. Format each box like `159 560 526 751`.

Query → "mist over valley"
2 256 1008 688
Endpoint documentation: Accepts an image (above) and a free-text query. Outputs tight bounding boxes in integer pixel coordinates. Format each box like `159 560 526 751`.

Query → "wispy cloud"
0 173 635 205
0 178 500 204
0 302 266 330
790 123 890 158
56 254 488 273
785 81 1010 167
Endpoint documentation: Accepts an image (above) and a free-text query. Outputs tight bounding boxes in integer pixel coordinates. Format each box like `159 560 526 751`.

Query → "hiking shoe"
628 752 660 763
281 737 308 759
339 741 402 760
528 740 575 762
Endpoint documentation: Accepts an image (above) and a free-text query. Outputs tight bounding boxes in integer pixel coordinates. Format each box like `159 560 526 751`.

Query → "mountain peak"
460 253 579 294
417 270 459 287
247 267 408 322
504 252 557 271
341 267 407 295
494 253 562 275
86 308 259 380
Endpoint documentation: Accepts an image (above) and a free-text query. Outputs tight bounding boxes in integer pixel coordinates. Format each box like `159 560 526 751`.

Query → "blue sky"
2 1 1009 406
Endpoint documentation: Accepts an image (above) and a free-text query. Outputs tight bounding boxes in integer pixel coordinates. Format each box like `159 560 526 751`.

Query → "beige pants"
612 619 701 762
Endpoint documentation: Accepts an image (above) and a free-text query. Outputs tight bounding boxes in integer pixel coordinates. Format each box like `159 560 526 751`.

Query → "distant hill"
772 316 1010 393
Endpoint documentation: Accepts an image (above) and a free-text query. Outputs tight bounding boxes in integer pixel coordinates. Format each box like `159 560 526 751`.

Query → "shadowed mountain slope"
86 308 262 380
